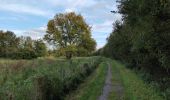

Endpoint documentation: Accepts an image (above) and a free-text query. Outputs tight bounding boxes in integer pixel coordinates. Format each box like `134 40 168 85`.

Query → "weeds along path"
65 61 107 100
114 61 164 100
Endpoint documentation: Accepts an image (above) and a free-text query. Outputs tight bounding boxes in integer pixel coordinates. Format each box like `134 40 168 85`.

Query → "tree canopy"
44 12 96 58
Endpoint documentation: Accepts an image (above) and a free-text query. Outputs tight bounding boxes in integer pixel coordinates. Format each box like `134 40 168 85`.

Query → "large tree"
44 12 96 58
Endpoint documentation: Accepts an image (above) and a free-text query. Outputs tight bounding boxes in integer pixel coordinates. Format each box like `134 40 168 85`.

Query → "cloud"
3 26 47 40
45 0 96 8
0 2 53 17
92 31 109 49
92 20 113 33
96 40 106 49
22 27 46 39
0 28 25 36
65 8 76 13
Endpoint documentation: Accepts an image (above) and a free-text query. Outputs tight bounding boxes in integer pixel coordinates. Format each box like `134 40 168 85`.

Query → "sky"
0 0 121 49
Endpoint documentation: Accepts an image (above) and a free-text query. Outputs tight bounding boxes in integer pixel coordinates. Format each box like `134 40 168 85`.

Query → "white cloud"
12 30 25 36
45 0 96 8
2 27 47 40
65 8 76 13
0 28 25 36
23 27 46 39
0 3 52 17
92 20 113 33
96 40 106 49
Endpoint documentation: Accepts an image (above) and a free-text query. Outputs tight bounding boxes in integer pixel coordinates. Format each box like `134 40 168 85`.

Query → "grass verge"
112 60 163 100
65 61 107 100
108 60 125 100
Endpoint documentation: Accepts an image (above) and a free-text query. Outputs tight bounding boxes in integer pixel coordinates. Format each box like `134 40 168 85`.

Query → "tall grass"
65 60 107 100
0 56 102 100
112 60 164 100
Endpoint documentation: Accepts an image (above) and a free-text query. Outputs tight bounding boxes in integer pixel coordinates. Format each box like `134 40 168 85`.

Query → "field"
0 57 102 100
0 57 167 100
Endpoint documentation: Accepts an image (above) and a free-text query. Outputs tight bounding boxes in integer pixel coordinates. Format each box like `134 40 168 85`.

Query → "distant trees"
18 36 37 59
44 12 96 59
34 39 47 57
0 31 20 58
0 30 47 59
18 36 47 59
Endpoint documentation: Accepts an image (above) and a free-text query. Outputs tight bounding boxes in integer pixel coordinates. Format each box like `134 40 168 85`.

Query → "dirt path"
98 62 124 100
98 62 112 100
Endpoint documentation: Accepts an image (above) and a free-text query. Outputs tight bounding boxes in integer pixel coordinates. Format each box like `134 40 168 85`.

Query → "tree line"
0 30 47 59
95 0 170 97
0 12 96 59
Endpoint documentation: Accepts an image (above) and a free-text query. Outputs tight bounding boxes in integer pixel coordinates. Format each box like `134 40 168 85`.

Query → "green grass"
112 60 163 100
65 60 107 100
0 56 102 100
108 60 125 100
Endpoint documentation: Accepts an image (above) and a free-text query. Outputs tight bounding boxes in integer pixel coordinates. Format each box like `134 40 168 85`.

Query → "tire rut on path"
98 62 112 100
98 62 124 100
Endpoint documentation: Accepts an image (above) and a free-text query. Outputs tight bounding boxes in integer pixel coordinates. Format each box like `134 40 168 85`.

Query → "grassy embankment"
65 60 107 100
0 56 102 100
109 60 164 100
